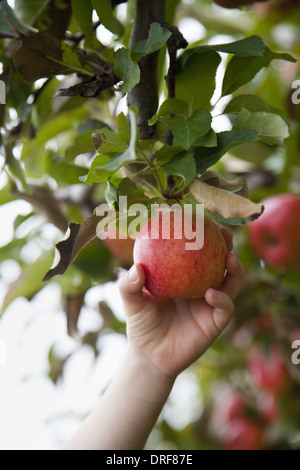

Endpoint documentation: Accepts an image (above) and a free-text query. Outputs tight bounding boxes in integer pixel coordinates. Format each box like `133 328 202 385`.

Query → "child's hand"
63 228 244 451
119 228 244 382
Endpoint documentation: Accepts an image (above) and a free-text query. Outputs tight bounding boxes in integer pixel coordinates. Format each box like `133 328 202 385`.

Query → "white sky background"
0 2 257 450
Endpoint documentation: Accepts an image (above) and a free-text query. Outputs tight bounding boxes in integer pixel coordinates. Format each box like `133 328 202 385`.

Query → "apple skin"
248 194 300 269
133 211 227 299
217 390 248 423
248 346 291 393
213 0 268 9
222 418 263 450
257 390 279 423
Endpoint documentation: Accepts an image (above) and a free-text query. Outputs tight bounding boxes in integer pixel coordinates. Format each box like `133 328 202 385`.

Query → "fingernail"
128 265 138 282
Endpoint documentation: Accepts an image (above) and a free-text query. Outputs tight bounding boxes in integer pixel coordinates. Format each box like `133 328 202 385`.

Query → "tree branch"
127 0 167 140
128 1 188 141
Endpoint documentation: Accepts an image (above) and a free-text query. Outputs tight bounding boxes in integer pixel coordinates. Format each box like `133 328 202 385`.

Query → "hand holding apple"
118 228 244 381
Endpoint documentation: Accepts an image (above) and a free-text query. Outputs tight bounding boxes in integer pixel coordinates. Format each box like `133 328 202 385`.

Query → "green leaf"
181 35 265 66
105 180 118 206
232 108 289 146
117 112 131 143
60 42 93 76
81 154 111 184
46 159 89 185
175 51 221 114
161 151 196 186
14 0 49 25
163 108 212 150
74 241 113 281
194 130 260 173
131 22 172 59
65 130 95 160
148 99 188 125
4 143 29 192
155 145 185 164
100 107 138 172
1 253 54 315
193 129 217 148
104 137 137 172
92 0 124 37
0 182 14 206
95 127 128 154
222 46 296 97
0 237 27 264
71 0 93 38
0 0 28 34
118 177 146 200
113 48 140 93
224 95 280 115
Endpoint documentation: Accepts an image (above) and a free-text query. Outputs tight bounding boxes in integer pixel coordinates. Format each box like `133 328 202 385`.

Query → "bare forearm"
61 347 174 450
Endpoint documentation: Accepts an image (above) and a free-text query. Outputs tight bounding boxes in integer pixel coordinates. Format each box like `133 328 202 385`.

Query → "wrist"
124 345 176 398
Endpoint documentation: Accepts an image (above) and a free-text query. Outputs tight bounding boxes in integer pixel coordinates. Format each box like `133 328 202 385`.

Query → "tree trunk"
127 0 166 139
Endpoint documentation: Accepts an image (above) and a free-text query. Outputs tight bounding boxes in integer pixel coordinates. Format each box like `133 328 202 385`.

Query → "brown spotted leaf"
200 170 248 197
189 179 263 223
13 32 66 83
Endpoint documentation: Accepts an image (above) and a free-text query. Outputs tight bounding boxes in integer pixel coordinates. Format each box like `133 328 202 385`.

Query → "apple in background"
222 417 264 450
212 0 269 9
216 390 248 423
248 345 291 393
248 194 300 270
133 211 227 299
257 390 279 423
102 225 135 266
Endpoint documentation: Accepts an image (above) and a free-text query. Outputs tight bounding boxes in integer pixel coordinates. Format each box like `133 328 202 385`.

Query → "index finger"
219 251 245 300
220 227 233 252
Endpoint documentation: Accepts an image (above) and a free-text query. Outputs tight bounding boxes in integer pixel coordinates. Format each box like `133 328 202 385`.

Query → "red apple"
257 390 279 423
248 345 291 393
217 390 248 423
222 417 263 450
133 211 227 299
212 0 269 9
248 194 300 269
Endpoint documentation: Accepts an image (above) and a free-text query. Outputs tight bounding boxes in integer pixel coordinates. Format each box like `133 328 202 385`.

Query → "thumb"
118 263 147 316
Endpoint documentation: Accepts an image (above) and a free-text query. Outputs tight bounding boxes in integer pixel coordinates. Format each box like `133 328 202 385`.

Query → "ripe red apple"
248 194 300 269
133 211 227 299
257 390 279 423
248 345 291 393
212 0 269 9
222 417 263 450
217 390 248 423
